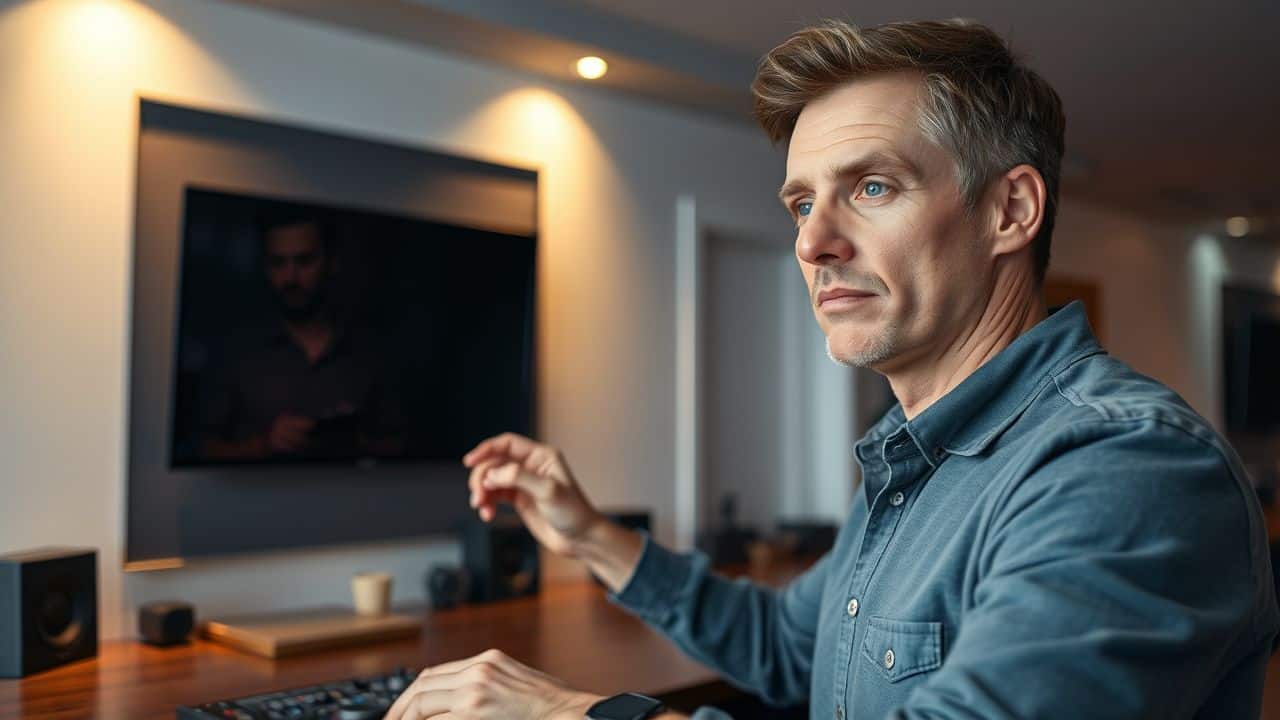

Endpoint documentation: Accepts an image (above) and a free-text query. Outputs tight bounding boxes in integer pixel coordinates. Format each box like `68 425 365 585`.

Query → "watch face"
590 692 662 719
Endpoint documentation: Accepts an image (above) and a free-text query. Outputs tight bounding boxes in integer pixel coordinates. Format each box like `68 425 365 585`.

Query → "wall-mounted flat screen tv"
1223 285 1280 435
169 187 535 467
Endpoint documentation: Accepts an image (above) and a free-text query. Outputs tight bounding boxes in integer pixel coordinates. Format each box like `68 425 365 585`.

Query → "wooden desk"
0 580 738 720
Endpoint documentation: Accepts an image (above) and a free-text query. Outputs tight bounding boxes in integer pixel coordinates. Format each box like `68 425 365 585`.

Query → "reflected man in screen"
198 213 406 461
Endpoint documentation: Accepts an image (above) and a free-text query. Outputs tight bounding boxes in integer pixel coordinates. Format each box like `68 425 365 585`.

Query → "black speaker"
0 547 98 678
138 601 195 647
462 514 539 603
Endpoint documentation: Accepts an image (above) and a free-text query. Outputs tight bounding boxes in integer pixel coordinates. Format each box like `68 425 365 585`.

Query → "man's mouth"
817 287 875 311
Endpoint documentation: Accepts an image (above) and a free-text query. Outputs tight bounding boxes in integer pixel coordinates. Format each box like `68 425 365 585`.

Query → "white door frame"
674 194 861 550
673 194 702 551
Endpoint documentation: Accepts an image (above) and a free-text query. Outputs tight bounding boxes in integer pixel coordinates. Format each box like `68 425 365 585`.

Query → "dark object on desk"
462 513 539 603
139 601 194 646
605 508 653 534
426 565 468 609
776 520 838 557
0 547 97 678
176 666 415 719
696 494 758 566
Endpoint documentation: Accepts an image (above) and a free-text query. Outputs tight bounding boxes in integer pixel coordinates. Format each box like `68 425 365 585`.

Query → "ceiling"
226 0 1280 234
562 0 1280 232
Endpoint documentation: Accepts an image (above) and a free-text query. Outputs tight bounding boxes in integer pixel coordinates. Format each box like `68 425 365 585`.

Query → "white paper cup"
351 572 393 616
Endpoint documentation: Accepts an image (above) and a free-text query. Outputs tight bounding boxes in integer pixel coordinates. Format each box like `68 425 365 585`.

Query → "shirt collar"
856 301 1105 464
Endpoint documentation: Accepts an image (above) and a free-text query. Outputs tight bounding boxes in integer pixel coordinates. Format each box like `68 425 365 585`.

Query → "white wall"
0 0 787 639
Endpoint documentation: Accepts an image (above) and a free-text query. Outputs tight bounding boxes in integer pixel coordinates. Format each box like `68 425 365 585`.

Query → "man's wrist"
569 519 644 594
549 691 604 720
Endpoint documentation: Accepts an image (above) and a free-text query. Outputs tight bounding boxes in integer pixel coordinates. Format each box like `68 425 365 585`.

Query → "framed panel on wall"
126 99 539 568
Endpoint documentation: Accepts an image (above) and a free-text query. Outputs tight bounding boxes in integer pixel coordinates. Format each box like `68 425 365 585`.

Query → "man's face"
780 72 990 372
264 222 328 318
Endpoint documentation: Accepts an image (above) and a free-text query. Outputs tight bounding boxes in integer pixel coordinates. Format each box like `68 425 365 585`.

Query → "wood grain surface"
0 580 727 720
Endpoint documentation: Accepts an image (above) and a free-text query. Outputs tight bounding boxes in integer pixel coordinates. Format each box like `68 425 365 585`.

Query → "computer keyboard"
176 666 417 720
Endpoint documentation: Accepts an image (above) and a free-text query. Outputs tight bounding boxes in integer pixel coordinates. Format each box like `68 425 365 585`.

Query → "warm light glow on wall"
575 56 608 80
461 87 600 167
62 0 137 60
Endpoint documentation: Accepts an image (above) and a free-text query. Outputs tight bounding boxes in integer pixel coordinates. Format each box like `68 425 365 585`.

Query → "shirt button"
889 491 905 507
846 597 860 617
884 648 896 670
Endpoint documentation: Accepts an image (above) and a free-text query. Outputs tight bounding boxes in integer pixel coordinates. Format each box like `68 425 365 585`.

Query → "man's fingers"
385 666 470 720
388 651 515 718
384 687 455 720
483 461 555 501
462 432 541 468
416 648 512 679
468 459 501 506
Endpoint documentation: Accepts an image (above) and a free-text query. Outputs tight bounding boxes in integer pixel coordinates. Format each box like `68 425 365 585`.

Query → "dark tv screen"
1243 313 1280 431
169 187 535 467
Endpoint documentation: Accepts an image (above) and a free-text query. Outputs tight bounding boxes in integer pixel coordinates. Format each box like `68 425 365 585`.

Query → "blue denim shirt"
612 302 1278 719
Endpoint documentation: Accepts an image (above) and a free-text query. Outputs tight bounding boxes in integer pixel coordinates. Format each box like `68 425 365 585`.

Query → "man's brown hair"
752 19 1066 283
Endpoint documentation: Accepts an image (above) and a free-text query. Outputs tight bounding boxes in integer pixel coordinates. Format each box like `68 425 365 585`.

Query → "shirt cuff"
607 534 698 620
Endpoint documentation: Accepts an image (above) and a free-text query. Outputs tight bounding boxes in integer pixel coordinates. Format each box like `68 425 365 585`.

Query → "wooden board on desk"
201 606 422 658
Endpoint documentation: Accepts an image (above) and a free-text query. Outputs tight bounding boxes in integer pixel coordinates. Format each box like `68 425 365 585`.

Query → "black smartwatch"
585 692 666 720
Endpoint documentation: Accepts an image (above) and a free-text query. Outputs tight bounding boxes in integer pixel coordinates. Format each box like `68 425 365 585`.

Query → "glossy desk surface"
0 577 749 720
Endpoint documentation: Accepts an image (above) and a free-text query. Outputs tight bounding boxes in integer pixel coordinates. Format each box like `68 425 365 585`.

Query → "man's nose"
795 200 854 267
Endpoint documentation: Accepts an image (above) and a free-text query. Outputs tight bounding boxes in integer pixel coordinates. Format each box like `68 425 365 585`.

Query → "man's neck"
887 273 1047 421
283 312 335 365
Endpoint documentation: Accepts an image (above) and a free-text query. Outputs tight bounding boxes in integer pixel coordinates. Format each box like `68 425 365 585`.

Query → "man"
199 213 406 460
384 18 1277 720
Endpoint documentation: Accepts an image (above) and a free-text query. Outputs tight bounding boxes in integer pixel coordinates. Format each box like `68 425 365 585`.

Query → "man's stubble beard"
810 266 896 368
825 320 899 369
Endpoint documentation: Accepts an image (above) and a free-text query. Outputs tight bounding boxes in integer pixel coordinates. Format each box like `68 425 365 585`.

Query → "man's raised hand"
462 433 603 558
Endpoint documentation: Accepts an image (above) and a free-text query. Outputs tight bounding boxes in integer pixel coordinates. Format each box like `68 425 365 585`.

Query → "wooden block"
201 607 422 658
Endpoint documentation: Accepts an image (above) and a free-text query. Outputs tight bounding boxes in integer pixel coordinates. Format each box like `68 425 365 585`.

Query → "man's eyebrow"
777 150 923 205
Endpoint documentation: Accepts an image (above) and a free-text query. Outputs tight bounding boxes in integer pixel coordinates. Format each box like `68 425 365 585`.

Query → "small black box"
462 514 539 603
0 547 98 678
138 601 195 646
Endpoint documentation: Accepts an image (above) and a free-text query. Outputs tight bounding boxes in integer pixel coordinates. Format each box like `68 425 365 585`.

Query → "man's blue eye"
864 181 886 198
797 202 813 217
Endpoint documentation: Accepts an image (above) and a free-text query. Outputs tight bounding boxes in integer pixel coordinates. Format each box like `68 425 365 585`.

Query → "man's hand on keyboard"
382 648 601 720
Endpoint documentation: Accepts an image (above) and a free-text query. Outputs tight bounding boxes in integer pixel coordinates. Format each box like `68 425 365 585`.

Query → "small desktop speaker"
138 601 195 647
462 514 539 603
0 547 98 678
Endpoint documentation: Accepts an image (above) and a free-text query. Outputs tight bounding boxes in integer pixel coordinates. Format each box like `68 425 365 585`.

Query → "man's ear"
987 164 1046 259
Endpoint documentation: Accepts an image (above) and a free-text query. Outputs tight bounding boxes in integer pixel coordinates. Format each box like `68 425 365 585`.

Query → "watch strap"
585 692 666 720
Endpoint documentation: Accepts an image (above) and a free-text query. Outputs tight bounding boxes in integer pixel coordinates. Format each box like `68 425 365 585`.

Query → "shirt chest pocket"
860 616 944 682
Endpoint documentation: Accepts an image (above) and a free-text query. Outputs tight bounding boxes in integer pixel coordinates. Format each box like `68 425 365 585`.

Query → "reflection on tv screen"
169 187 535 467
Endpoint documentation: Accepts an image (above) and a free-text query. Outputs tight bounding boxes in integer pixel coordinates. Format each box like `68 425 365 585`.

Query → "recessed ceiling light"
576 56 608 80
1225 216 1250 238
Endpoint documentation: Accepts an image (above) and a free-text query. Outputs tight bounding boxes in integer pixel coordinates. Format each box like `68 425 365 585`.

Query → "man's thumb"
483 461 554 500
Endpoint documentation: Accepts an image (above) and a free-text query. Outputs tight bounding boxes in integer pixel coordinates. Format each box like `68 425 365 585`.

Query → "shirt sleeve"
609 535 828 707
891 418 1278 719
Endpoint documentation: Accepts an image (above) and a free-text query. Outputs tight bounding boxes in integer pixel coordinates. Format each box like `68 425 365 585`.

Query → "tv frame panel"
125 99 538 569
